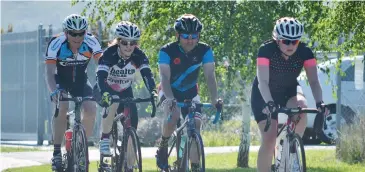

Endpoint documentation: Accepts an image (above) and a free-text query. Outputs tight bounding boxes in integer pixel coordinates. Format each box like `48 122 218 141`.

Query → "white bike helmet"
115 21 141 41
272 17 304 40
62 14 88 31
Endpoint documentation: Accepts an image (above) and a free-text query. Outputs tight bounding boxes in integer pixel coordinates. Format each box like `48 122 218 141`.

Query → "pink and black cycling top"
253 39 317 94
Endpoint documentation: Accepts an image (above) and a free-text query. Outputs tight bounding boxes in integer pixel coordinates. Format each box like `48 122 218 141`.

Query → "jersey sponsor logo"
173 57 181 64
109 67 136 77
192 56 198 62
107 78 131 85
59 54 89 66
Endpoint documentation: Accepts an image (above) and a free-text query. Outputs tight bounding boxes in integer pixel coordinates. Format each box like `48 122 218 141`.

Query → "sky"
1 0 87 33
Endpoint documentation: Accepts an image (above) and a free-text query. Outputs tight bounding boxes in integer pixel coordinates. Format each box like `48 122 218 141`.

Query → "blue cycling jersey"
158 42 214 92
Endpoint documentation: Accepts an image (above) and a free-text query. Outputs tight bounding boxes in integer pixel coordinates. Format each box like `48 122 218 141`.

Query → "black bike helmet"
174 14 203 34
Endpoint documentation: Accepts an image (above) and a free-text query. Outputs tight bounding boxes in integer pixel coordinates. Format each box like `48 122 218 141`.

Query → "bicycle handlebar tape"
264 113 271 132
54 107 59 118
213 102 223 124
151 96 156 118
102 108 108 119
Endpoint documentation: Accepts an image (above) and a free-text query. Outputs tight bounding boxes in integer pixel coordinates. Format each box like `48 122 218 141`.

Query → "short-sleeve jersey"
158 42 214 92
45 32 102 86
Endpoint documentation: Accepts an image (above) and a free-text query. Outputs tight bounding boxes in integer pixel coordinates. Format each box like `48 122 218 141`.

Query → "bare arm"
203 62 218 104
45 63 57 93
305 65 323 103
257 61 274 103
159 64 174 100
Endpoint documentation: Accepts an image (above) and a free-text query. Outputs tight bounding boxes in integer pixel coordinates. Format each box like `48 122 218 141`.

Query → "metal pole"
46 24 53 145
37 23 44 145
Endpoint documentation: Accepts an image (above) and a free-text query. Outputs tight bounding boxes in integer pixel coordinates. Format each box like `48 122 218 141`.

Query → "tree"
73 0 365 167
72 0 303 168
1 28 4 34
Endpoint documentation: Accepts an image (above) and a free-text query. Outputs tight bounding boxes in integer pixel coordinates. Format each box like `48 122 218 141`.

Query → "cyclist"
94 21 157 166
250 17 329 172
155 14 220 172
45 14 102 171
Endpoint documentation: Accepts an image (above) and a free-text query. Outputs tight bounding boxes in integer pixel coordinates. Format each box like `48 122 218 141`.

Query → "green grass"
202 120 261 147
5 150 365 172
0 146 43 153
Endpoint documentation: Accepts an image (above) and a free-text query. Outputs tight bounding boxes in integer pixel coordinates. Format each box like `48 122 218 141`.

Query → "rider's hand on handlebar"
50 89 65 104
316 101 329 116
99 92 112 108
162 98 177 111
151 89 158 104
262 101 277 115
214 99 223 111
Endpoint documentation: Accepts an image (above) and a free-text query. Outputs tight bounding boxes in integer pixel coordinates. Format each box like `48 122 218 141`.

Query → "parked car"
278 55 364 144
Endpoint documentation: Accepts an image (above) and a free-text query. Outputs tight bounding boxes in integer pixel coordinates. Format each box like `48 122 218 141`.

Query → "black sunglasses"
120 40 138 46
68 31 86 37
280 39 300 45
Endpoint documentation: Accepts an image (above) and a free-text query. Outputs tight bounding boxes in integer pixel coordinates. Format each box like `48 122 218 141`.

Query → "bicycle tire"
71 125 89 172
179 132 206 172
288 133 306 172
111 121 121 171
118 127 142 172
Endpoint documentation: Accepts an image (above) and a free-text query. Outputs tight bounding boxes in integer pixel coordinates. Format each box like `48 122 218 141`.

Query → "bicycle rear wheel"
179 132 205 172
118 127 142 172
71 125 89 172
288 133 306 172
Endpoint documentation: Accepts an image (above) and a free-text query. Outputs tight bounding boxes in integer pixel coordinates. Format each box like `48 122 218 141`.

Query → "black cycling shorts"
251 83 302 123
93 84 138 129
159 86 201 118
56 75 93 97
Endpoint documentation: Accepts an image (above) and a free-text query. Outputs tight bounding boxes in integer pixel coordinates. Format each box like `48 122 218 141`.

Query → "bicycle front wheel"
118 127 142 172
180 132 206 172
288 133 306 172
71 124 89 172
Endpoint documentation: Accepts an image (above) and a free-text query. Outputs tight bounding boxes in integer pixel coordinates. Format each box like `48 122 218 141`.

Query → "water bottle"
65 129 73 152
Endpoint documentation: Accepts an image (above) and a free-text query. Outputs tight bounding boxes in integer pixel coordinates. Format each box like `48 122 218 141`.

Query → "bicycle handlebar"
102 96 156 119
176 101 223 124
264 107 321 132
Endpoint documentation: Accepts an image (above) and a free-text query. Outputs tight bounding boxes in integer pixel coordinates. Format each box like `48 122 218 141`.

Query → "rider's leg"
286 93 308 137
257 119 278 172
52 101 69 154
156 95 181 168
99 102 118 154
251 88 278 172
81 101 96 138
51 99 69 170
161 100 181 142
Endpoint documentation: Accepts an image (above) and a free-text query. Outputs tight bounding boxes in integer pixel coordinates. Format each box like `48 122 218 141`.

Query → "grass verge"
5 150 365 172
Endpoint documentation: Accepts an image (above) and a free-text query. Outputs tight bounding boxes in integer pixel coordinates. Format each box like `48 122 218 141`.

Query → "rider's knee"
57 102 69 117
82 101 96 115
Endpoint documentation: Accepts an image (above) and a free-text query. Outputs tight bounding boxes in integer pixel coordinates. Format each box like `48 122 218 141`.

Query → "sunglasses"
280 39 300 45
67 31 86 37
120 40 138 46
180 33 199 39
